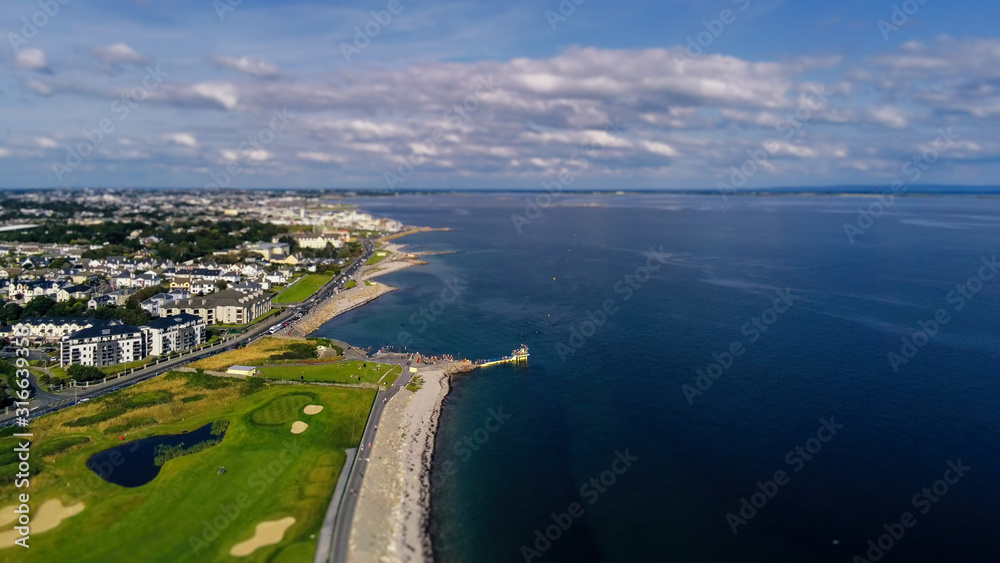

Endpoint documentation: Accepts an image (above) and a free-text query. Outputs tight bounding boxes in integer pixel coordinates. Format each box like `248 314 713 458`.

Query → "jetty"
476 345 529 368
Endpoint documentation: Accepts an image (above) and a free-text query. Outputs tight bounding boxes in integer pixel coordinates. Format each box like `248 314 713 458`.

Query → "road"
322 357 416 563
1 238 379 426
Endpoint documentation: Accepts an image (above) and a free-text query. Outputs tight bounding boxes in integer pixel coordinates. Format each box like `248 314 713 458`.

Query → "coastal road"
0 238 380 426
323 358 417 563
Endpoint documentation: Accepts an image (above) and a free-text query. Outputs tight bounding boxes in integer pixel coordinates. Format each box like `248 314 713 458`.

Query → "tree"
67 364 105 382
21 296 56 318
214 280 228 291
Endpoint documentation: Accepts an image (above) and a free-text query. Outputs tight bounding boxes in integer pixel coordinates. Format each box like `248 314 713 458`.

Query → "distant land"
3 185 1000 196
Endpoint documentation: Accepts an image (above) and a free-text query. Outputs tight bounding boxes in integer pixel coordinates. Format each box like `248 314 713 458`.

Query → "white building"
2 317 108 343
142 313 206 356
59 324 145 367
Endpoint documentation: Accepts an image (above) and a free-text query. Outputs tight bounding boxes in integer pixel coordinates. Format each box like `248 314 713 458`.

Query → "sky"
1 0 999 190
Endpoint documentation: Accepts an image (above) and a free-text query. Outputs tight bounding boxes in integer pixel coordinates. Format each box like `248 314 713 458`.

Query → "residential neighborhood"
0 189 408 387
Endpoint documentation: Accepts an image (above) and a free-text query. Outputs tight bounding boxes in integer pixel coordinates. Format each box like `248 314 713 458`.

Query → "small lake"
86 423 223 487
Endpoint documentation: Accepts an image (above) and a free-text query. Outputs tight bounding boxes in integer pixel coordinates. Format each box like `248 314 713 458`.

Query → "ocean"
316 193 1000 563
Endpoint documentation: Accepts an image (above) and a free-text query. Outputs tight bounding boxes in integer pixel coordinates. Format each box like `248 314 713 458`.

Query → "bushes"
64 407 127 427
180 394 207 403
120 390 172 409
268 342 318 361
241 377 266 397
210 420 230 436
153 438 223 466
68 364 105 382
104 417 157 435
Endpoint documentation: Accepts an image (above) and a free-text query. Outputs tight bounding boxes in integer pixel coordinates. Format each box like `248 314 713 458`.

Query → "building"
56 283 94 302
161 289 271 325
226 365 258 377
1 317 111 344
142 313 206 356
291 232 346 250
139 293 177 316
246 242 290 261
59 324 145 367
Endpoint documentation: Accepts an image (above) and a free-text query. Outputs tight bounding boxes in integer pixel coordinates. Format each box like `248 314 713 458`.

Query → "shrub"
210 420 230 436
180 394 207 403
68 364 105 382
104 417 157 435
64 407 127 427
241 377 266 396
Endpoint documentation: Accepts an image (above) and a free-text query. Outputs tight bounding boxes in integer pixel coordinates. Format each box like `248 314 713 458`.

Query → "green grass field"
260 361 401 386
0 371 375 563
365 251 390 265
272 274 332 304
343 280 357 290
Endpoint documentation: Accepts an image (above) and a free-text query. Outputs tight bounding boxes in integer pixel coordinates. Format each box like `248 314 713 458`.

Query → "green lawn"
1 372 375 563
343 280 357 290
260 361 401 386
272 274 333 304
365 251 390 265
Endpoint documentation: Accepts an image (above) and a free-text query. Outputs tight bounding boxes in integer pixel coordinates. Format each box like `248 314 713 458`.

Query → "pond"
86 422 224 487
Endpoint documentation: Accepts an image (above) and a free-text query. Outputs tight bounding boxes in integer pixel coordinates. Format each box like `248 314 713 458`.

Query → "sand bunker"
0 498 85 549
229 516 296 557
291 421 309 434
303 405 323 415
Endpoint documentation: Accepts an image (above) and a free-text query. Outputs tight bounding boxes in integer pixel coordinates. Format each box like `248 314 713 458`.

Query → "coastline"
346 363 471 562
302 227 468 562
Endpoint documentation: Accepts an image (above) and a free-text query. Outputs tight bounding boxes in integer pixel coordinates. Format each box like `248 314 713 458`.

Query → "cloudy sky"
2 0 999 189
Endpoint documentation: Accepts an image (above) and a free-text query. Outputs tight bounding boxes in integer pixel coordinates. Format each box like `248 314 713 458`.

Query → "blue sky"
2 0 999 189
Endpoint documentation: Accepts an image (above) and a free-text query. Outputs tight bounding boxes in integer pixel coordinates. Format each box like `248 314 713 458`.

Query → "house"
134 271 162 288
88 295 116 309
1 317 111 343
231 282 263 294
59 324 145 367
112 271 135 289
139 293 176 316
169 276 192 291
190 280 216 295
226 365 258 377
161 289 271 325
56 283 94 302
167 289 190 301
142 313 206 356
219 271 242 284
264 272 289 285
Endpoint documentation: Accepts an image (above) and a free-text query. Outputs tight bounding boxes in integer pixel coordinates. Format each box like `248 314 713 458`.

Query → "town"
0 189 405 404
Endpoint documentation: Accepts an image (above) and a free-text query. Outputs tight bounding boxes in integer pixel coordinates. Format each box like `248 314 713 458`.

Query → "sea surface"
315 193 1000 563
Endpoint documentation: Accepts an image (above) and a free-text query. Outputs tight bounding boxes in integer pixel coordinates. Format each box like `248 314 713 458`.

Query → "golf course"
0 370 374 562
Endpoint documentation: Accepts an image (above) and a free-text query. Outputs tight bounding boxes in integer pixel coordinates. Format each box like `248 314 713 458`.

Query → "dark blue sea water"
316 194 1000 563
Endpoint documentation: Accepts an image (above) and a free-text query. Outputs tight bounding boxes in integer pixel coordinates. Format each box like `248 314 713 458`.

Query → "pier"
476 345 529 367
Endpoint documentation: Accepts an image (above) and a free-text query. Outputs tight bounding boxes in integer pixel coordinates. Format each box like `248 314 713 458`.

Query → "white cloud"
166 133 198 148
25 80 51 95
92 43 144 65
0 148 9 158
190 83 240 110
35 138 58 149
208 55 280 78
15 48 47 71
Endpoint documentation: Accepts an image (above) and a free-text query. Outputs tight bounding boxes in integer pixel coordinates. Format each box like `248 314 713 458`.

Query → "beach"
347 365 457 562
